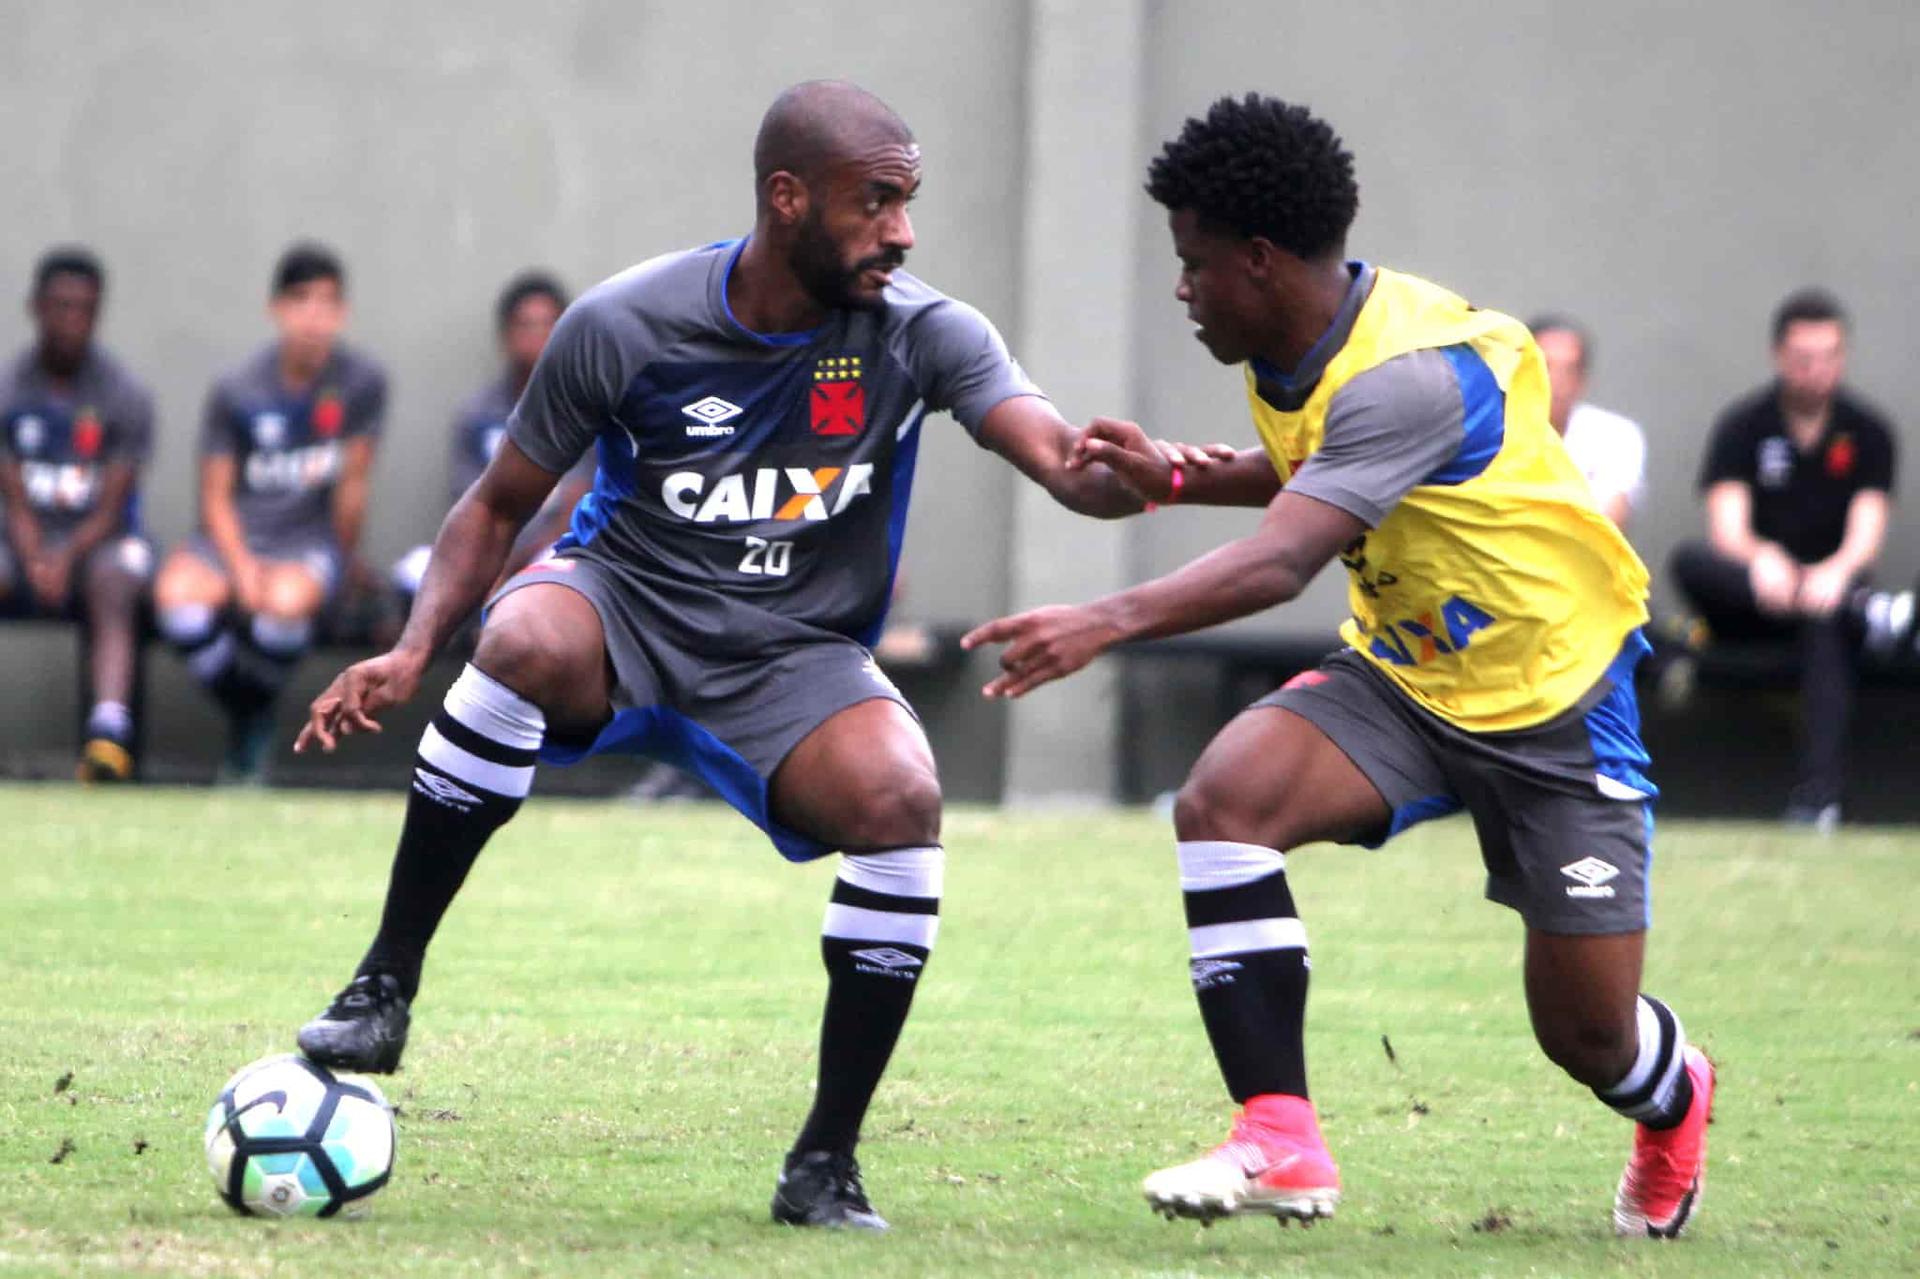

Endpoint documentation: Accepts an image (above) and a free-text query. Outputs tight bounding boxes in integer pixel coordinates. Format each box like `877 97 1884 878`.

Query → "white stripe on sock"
839 846 944 900
418 723 536 798
1601 995 1666 1100
822 902 940 948
250 613 313 657
443 664 546 751
159 602 216 646
1601 996 1688 1121
1188 917 1308 958
1177 839 1286 891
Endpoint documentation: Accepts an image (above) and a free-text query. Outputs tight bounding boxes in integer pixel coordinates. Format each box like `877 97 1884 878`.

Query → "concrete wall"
3 1 1915 799
0 0 1031 798
1130 0 1920 625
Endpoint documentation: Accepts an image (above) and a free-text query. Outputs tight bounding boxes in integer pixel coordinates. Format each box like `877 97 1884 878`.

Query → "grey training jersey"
0 346 154 536
200 342 386 542
508 238 1040 648
448 374 590 509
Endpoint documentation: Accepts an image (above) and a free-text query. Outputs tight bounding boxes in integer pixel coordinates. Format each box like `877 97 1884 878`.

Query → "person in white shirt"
1531 316 1646 532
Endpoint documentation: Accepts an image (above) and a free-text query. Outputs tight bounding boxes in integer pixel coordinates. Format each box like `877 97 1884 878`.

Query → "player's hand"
1796 559 1852 617
1068 417 1235 503
27 551 71 610
230 554 265 615
961 603 1123 699
1748 544 1800 616
294 648 430 754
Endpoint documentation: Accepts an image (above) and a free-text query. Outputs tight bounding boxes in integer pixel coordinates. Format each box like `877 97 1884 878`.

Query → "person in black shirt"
1671 290 1898 827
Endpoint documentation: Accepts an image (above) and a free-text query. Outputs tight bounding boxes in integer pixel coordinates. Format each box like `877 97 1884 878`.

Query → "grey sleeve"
109 380 156 466
902 298 1044 439
506 299 628 474
347 361 388 440
1284 348 1466 527
198 381 241 457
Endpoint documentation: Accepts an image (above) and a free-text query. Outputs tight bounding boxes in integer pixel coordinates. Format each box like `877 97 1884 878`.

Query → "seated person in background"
0 247 157 781
391 272 590 626
1670 289 1897 828
154 242 387 782
1531 315 1645 531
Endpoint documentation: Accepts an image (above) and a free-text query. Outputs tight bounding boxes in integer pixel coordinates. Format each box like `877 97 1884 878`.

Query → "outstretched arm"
1070 419 1281 508
295 440 558 752
977 396 1235 518
962 489 1365 698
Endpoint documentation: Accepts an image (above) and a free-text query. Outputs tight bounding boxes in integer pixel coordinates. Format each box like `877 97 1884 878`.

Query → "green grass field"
1 784 1915 1277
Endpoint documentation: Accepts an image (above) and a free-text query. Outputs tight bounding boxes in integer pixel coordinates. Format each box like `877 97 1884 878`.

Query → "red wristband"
1146 463 1185 512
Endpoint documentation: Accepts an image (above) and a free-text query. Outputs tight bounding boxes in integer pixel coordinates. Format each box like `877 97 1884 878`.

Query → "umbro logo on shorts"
1561 856 1620 899
681 396 742 437
1189 958 1243 990
413 768 481 812
849 946 923 979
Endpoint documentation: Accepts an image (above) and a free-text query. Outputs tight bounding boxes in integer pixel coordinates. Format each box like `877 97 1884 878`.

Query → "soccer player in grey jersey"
154 243 386 781
291 81 1212 1231
391 272 592 625
0 247 157 781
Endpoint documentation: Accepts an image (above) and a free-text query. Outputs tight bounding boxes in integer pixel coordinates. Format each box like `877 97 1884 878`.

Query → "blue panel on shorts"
1584 630 1659 799
1363 792 1464 847
536 707 832 862
1640 802 1656 930
1426 345 1506 486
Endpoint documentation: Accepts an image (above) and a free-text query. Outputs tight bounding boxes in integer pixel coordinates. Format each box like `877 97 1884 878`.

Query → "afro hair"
1147 94 1358 260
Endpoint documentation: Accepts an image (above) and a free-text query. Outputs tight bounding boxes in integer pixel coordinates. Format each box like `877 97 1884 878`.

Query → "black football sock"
793 847 943 1155
231 613 313 705
1594 994 1695 1130
158 602 249 715
1178 840 1311 1102
355 665 545 1001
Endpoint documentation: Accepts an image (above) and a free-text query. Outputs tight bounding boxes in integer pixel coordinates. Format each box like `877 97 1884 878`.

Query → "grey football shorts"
0 532 155 618
182 530 343 601
1261 640 1658 935
489 553 912 862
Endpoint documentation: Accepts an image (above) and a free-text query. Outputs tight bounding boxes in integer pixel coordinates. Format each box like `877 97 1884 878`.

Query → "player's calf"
299 664 546 1070
776 845 943 1230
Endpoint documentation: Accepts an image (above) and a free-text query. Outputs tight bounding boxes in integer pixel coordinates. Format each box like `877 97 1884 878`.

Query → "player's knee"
840 765 942 850
1173 769 1283 848
1535 1013 1637 1088
472 615 578 712
153 560 212 613
259 572 322 621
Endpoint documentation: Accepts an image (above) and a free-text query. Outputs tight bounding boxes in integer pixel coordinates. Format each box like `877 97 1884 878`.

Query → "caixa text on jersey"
660 464 876 524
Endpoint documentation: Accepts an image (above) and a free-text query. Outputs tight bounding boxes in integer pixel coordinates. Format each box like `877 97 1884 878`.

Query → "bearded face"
789 201 905 313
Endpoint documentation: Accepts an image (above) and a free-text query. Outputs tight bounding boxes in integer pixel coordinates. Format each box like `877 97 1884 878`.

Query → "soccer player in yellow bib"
964 95 1714 1238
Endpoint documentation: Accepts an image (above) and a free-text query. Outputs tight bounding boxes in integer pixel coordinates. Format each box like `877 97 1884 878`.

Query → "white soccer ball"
204 1054 396 1218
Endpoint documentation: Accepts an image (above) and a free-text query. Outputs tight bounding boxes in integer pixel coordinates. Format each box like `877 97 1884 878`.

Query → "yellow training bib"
1247 267 1649 731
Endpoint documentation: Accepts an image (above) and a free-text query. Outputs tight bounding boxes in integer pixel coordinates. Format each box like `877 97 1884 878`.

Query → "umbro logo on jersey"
252 412 288 449
413 768 481 812
1561 856 1620 898
13 415 45 453
681 396 742 437
1190 958 1243 990
849 946 923 979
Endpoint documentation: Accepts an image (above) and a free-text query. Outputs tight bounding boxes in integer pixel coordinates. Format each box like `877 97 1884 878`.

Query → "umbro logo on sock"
849 946 923 979
1190 958 1244 990
413 768 481 812
1561 856 1620 898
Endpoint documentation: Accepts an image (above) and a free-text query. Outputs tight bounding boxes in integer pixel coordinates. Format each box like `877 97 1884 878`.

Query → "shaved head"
753 80 915 197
